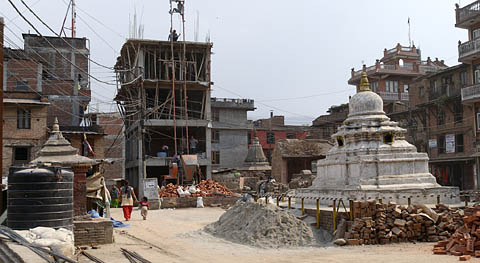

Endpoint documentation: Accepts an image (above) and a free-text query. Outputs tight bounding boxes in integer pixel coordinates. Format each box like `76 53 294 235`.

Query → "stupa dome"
348 72 384 118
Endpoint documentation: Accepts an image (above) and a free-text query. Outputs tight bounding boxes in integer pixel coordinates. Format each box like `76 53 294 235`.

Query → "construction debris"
432 205 480 258
204 202 314 248
158 180 235 198
343 201 463 245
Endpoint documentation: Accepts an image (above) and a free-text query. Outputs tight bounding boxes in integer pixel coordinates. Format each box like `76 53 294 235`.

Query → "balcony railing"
461 83 480 102
377 92 409 102
430 85 461 100
457 0 480 24
459 39 480 60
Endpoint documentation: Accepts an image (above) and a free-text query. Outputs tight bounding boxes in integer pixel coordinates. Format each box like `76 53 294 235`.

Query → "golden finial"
359 72 371 92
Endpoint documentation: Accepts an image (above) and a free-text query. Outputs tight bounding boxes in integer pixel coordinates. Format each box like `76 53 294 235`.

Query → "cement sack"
204 202 314 248
197 197 204 208
188 185 198 194
30 227 56 238
177 187 186 197
50 241 75 260
33 238 61 248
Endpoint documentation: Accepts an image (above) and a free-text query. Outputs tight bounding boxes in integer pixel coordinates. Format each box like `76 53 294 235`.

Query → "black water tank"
8 166 74 230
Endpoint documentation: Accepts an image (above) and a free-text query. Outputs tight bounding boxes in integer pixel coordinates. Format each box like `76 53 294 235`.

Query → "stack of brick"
343 201 462 246
74 219 114 246
433 205 480 258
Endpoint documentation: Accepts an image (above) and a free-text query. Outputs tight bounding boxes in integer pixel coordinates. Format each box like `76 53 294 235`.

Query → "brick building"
19 34 104 162
309 104 348 141
349 43 447 114
405 64 475 189
2 48 49 177
211 98 255 169
454 0 480 189
248 114 308 163
88 112 125 181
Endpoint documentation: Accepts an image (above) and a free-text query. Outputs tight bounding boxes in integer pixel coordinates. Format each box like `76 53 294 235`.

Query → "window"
212 109 219 122
437 110 445 126
419 87 425 98
431 80 438 93
386 80 398 92
15 81 29 91
286 133 296 139
460 71 468 86
475 66 480 84
266 132 275 144
438 135 445 154
370 81 378 92
473 28 480 39
322 127 330 138
454 103 463 124
17 109 31 129
403 84 409 93
13 147 29 165
212 129 219 143
211 151 220 165
456 134 464 153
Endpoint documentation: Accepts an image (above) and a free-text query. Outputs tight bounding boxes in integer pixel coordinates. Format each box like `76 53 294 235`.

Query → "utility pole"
0 17 4 212
71 0 76 38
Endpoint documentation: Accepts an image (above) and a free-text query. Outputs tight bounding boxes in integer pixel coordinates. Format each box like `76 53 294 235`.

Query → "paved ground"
74 207 480 263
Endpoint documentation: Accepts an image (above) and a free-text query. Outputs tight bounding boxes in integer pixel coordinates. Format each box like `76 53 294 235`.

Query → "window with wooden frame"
212 129 220 143
17 109 31 129
211 151 220 165
266 132 275 144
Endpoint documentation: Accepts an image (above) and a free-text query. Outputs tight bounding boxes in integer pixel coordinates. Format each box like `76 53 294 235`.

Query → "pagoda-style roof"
30 118 96 167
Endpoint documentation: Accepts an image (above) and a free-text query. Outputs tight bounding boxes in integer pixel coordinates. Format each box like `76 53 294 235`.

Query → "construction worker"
168 29 180 41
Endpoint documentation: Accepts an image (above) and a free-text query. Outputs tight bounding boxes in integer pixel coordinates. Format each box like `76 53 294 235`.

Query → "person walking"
120 180 138 221
139 197 150 220
111 185 120 208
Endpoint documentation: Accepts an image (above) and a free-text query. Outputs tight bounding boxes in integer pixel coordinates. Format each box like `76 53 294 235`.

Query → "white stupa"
297 72 459 205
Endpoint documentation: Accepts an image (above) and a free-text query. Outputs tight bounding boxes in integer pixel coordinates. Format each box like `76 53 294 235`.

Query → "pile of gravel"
204 202 314 248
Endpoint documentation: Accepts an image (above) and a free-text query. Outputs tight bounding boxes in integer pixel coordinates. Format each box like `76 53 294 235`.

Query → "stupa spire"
359 71 371 92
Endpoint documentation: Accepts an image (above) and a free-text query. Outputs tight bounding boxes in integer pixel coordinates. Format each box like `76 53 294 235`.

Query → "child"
139 197 150 220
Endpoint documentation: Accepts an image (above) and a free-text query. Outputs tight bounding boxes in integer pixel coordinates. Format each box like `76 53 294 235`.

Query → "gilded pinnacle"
359 72 371 92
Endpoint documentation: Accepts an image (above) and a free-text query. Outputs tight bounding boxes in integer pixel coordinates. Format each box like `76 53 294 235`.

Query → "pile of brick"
343 201 463 245
433 205 480 258
158 179 235 198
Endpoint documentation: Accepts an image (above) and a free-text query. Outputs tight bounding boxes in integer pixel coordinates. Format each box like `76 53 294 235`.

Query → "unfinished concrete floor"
75 207 479 263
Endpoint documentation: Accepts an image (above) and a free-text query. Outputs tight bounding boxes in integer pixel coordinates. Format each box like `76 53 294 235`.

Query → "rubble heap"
159 179 235 198
205 202 314 248
433 205 480 257
343 201 463 245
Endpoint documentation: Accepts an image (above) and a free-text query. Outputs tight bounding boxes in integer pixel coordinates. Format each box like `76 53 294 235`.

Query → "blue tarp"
110 217 129 228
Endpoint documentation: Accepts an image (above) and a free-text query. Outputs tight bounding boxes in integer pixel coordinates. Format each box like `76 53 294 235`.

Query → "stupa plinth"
296 72 459 205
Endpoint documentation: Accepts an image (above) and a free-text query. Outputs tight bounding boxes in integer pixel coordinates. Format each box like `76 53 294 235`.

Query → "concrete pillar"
72 166 89 216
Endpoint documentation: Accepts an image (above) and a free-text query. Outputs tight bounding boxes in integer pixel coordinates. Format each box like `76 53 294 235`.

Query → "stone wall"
74 219 114 246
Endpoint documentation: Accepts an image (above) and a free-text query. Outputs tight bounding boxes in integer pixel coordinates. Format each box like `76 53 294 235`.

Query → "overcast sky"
0 0 466 124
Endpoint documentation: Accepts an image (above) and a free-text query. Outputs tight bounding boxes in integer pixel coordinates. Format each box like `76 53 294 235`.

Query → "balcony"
461 83 480 103
349 60 445 84
377 92 409 102
429 85 461 100
458 39 480 62
456 1 480 29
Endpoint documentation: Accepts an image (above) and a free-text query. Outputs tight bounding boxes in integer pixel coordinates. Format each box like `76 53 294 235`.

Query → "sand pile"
204 202 314 248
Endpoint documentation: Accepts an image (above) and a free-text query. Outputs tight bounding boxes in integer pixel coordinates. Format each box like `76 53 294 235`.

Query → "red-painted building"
248 115 307 163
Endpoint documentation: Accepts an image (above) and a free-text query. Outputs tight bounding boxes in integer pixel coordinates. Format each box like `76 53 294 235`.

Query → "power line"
6 0 119 85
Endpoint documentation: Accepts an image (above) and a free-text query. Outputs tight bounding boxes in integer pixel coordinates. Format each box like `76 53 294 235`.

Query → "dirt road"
77 207 479 263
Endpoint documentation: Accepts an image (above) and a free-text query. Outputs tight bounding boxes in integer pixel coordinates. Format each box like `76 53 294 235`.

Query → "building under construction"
114 39 213 193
